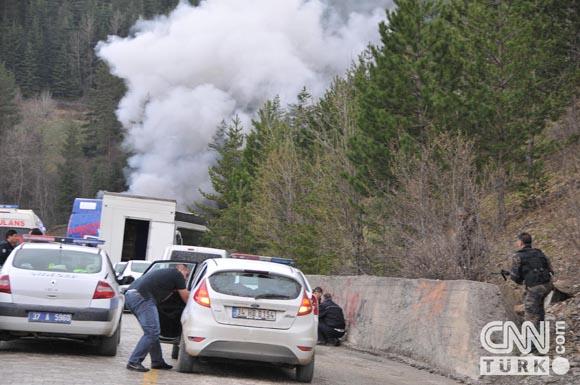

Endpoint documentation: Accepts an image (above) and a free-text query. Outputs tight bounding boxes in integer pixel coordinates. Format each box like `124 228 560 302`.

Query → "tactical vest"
518 248 551 287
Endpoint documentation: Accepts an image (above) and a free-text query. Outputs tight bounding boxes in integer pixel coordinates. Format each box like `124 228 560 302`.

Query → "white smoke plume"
96 0 393 206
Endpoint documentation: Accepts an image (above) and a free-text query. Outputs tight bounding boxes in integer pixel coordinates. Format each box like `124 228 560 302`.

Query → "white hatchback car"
117 260 151 296
0 237 125 356
117 260 151 281
176 257 318 383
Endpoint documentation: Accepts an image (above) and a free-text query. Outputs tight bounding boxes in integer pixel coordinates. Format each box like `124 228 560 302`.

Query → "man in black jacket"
0 230 19 266
318 293 346 346
509 232 554 330
125 264 190 372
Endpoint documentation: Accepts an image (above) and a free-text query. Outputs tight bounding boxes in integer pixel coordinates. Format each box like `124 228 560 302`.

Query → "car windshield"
130 261 150 273
13 248 102 274
209 271 301 300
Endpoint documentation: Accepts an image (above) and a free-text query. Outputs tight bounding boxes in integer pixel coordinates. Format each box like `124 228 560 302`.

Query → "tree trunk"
496 171 506 229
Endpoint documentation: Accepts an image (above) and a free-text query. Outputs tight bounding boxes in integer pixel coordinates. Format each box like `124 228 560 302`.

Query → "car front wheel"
296 356 315 383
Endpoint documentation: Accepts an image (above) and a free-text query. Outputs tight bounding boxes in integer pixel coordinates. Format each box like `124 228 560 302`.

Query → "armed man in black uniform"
508 232 554 330
317 293 346 346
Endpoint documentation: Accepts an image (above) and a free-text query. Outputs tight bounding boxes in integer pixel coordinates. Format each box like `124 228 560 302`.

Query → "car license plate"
28 312 72 324
232 307 276 321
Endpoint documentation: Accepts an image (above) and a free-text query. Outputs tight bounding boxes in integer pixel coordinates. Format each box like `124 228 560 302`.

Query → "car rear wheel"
296 356 315 383
176 334 200 373
171 343 179 359
97 318 121 356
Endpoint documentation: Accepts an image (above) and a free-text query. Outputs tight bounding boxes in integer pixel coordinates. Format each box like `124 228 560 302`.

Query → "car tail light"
0 275 11 294
297 345 313 352
297 290 313 316
188 336 206 342
93 280 115 299
193 279 211 308
312 294 319 315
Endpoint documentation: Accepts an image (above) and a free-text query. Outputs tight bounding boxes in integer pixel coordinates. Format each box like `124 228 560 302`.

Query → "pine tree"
58 123 84 222
0 62 20 138
350 0 463 196
84 62 127 194
452 0 578 223
18 42 41 97
198 117 256 252
244 97 285 178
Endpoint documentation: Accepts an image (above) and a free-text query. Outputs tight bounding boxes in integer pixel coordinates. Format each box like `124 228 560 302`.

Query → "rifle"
491 269 511 281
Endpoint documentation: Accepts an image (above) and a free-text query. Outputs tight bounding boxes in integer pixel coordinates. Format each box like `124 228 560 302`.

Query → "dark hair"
518 232 532 246
5 229 17 239
29 228 43 235
313 287 323 293
323 293 332 300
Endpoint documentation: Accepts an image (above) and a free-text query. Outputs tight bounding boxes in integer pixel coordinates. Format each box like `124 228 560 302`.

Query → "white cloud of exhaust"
96 0 393 206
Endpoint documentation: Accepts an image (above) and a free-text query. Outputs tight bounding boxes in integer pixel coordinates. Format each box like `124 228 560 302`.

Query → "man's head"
5 229 19 246
176 263 191 279
516 232 532 249
29 228 43 236
322 293 332 301
313 286 323 301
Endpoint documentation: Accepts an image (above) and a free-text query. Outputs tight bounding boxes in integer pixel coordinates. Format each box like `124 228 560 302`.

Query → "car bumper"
0 303 119 337
182 313 316 365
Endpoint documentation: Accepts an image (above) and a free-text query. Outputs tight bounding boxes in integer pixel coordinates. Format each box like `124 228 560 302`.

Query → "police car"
0 236 127 356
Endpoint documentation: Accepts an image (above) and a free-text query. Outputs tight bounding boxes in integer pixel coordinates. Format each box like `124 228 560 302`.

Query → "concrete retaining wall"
307 275 513 380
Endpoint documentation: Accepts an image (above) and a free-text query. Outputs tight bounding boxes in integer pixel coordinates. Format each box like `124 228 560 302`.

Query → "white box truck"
98 193 177 265
66 192 208 265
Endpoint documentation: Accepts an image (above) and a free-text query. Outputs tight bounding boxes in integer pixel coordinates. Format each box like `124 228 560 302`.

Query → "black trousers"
318 321 345 342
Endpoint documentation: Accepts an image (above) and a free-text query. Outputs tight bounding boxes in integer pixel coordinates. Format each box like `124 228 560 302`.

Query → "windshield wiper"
254 293 291 300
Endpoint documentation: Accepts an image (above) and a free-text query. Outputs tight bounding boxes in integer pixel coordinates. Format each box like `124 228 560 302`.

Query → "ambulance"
0 205 46 240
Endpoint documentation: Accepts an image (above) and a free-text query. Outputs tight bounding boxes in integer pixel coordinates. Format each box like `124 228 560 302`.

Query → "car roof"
208 258 299 277
166 245 227 254
17 242 101 254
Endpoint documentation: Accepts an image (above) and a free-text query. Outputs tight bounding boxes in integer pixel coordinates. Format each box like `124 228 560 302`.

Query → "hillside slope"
486 102 579 374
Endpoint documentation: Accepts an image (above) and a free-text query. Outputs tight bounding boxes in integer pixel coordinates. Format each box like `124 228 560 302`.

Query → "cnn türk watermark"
480 321 570 376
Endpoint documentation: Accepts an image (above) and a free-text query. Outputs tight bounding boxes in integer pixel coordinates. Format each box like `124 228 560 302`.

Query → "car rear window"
13 249 102 274
209 271 302 300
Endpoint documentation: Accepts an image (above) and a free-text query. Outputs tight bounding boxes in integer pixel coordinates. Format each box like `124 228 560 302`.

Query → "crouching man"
125 263 190 372
318 293 346 346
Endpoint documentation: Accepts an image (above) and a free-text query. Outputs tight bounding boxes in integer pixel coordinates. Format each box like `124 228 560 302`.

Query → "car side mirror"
117 276 135 285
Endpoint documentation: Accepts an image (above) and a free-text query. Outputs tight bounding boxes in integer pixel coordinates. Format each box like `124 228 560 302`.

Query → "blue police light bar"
0 204 19 209
230 253 295 266
271 257 295 266
22 235 105 246
70 238 105 246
